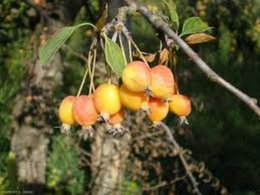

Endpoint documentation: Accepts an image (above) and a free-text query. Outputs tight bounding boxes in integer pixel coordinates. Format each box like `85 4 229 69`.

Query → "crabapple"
58 95 76 134
169 95 191 117
119 84 148 111
150 65 175 99
147 98 169 124
94 83 122 119
73 95 98 127
122 61 152 93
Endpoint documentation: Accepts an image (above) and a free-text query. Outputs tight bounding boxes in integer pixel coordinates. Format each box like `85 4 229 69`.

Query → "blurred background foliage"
0 0 31 191
0 0 260 194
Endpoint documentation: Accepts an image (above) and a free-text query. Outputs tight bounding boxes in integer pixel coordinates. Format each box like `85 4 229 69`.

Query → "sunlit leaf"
40 23 95 65
162 0 179 30
185 33 216 44
104 35 126 78
40 26 76 65
180 17 212 37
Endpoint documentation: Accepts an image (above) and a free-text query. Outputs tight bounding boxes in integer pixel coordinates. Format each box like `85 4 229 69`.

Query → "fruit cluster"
58 61 191 138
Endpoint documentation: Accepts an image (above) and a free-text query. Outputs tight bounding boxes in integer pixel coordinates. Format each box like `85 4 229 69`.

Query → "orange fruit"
73 95 98 128
94 83 122 117
119 84 148 111
109 109 124 125
34 0 42 6
147 98 169 123
169 95 191 116
122 61 152 92
150 65 175 99
108 109 127 135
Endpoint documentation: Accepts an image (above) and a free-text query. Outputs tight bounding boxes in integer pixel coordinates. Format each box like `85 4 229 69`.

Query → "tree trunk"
91 126 131 195
11 34 63 193
11 1 82 193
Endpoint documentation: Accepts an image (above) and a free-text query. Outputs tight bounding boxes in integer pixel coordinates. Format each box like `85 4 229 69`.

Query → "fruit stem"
76 65 89 97
89 39 97 94
76 39 96 97
119 32 128 65
128 36 133 62
88 39 97 94
130 37 149 66
112 31 118 42
122 28 149 66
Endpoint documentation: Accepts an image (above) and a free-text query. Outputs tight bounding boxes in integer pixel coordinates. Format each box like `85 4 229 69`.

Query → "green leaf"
40 26 76 65
40 23 96 65
162 0 179 30
180 17 212 37
104 35 126 78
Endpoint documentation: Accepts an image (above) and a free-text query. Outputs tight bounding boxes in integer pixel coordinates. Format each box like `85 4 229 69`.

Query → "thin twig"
123 0 260 118
131 131 163 143
142 175 186 191
91 42 97 92
158 122 202 195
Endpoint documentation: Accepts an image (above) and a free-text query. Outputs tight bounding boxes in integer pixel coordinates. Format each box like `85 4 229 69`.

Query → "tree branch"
142 175 186 191
123 0 260 118
158 122 202 195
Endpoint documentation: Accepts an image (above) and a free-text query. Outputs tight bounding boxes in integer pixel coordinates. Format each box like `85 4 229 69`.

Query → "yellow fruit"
147 98 169 123
119 84 148 111
150 65 175 99
58 96 76 125
58 96 76 134
122 61 152 92
94 83 122 116
169 95 191 116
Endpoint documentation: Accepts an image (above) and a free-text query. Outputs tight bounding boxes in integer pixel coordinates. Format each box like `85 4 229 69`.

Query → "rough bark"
11 48 63 191
11 42 62 195
11 1 82 193
91 126 131 195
